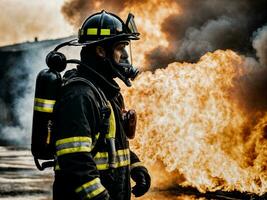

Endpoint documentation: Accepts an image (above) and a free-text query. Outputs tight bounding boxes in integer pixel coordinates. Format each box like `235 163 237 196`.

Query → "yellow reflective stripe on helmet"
86 28 111 36
87 28 98 35
34 98 56 113
75 178 105 199
105 102 116 139
56 136 92 156
100 29 110 35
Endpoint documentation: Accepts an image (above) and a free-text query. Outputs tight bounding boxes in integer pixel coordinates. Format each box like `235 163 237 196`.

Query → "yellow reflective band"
96 160 130 170
94 149 130 170
75 178 105 199
117 159 130 168
56 146 91 156
85 187 105 199
56 137 91 146
87 28 98 35
117 149 130 156
100 29 110 36
76 178 100 193
130 162 143 170
56 137 92 156
35 98 56 104
96 163 109 170
34 106 53 113
105 102 116 139
94 151 108 159
34 98 56 113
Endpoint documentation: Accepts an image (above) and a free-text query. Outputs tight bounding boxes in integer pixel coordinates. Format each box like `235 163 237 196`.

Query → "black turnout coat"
52 66 141 200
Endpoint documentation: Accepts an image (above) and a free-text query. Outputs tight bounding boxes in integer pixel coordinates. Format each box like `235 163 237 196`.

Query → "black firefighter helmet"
78 10 140 45
78 10 140 87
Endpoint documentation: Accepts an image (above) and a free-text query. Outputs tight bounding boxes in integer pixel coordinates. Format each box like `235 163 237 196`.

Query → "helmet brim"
73 34 139 46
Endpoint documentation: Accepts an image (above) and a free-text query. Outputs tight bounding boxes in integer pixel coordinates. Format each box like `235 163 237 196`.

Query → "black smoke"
147 0 267 69
0 38 74 146
61 0 267 70
61 0 147 27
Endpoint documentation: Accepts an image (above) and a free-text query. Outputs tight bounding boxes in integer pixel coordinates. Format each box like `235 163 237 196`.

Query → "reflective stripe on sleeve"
56 137 92 156
130 161 143 170
34 98 56 113
75 177 105 199
94 149 130 170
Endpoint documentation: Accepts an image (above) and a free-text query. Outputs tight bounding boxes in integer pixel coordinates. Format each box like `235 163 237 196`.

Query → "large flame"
122 50 267 195
2 0 266 196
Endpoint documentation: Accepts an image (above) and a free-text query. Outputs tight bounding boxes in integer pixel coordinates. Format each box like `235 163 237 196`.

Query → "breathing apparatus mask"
107 40 139 87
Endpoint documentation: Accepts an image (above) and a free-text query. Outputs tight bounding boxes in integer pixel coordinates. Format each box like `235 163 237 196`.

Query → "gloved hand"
131 166 151 197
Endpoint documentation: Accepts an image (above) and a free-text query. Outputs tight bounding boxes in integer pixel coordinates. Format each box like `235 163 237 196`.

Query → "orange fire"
62 0 266 195
122 50 267 195
120 50 267 194
82 0 267 195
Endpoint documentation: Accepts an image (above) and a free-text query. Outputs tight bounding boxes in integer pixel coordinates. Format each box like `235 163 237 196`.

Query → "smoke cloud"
0 0 73 46
61 0 146 27
253 26 267 67
61 0 267 69
0 47 49 146
149 0 267 69
231 25 267 113
0 37 78 146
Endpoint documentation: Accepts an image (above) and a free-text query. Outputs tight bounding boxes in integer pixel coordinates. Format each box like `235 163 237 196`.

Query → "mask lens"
126 13 139 35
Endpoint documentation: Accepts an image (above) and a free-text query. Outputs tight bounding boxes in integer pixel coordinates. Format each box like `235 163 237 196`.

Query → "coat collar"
76 65 121 100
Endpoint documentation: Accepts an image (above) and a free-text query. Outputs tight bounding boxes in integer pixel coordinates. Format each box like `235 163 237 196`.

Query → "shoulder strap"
63 77 110 157
63 77 108 108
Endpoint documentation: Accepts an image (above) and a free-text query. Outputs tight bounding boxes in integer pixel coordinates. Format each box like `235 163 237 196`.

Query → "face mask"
109 42 139 87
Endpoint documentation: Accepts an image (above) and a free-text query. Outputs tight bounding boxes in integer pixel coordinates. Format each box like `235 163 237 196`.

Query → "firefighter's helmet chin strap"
106 57 139 87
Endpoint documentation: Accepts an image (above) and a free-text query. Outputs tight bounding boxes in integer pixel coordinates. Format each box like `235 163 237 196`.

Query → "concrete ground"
0 146 263 200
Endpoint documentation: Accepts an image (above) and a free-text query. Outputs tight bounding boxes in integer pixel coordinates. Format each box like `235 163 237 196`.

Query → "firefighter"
52 10 151 200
